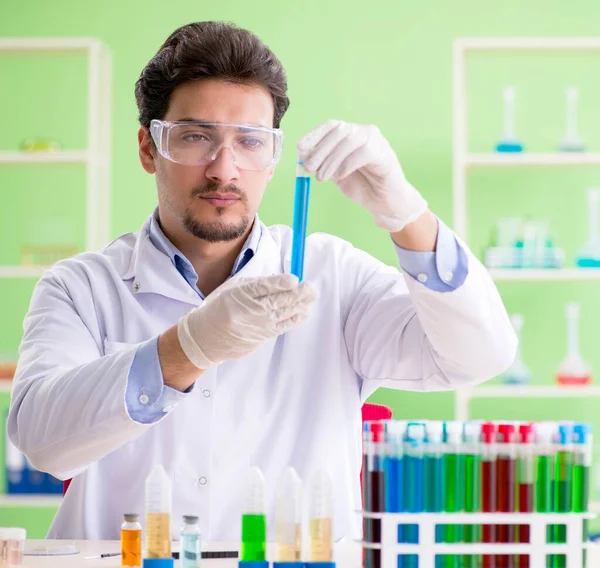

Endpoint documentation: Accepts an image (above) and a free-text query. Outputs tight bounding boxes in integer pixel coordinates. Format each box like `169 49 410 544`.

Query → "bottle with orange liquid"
556 303 592 386
121 513 142 567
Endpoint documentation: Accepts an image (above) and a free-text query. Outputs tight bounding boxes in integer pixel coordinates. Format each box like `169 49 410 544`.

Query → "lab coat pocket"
103 340 135 356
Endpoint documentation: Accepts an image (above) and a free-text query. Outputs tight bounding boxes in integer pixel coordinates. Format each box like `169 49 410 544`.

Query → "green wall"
2 0 600 536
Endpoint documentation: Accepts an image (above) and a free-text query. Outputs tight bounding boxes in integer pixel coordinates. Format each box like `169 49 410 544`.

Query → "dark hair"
135 21 289 129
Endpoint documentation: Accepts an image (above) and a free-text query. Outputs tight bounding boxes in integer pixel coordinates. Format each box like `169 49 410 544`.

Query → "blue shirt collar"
148 208 262 296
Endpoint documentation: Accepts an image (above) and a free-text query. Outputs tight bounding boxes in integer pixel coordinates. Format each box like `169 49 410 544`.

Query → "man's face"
139 79 276 243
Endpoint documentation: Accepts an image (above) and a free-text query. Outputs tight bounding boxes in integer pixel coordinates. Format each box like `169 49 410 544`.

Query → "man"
8 21 516 541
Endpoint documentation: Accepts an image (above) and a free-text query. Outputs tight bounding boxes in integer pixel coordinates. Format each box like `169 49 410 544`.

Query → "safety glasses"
150 119 284 171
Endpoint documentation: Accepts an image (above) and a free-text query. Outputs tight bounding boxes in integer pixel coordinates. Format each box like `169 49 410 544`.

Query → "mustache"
191 182 245 199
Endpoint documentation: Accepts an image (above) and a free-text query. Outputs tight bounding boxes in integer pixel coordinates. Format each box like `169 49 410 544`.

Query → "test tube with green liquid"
442 421 464 568
550 423 574 568
240 467 267 565
463 422 482 568
573 423 592 568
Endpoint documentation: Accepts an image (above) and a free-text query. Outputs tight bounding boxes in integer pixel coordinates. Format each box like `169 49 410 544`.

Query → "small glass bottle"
121 514 142 567
180 515 202 568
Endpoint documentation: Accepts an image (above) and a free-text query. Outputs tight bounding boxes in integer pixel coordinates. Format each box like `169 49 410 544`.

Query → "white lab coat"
7 215 516 542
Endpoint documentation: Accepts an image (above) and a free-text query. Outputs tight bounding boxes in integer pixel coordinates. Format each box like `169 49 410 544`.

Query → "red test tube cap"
518 422 534 443
481 422 496 444
369 421 385 443
497 423 516 443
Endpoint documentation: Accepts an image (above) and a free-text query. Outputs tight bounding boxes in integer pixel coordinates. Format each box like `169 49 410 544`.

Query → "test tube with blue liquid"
403 422 426 568
291 154 311 282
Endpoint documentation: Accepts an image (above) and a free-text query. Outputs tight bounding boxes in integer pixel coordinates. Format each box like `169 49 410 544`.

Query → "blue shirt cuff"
394 217 469 292
126 336 192 424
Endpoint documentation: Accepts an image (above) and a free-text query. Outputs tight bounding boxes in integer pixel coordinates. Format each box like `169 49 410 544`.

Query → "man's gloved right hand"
177 274 318 370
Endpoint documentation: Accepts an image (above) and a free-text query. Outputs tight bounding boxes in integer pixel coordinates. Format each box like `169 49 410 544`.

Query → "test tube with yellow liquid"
143 464 174 568
273 467 303 568
307 471 336 568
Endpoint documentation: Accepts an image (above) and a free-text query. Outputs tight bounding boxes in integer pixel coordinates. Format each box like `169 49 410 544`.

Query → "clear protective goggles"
149 119 284 171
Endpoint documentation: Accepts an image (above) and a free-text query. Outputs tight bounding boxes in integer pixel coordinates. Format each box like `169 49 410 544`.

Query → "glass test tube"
180 515 202 568
550 423 574 568
463 421 482 568
424 420 444 562
6 528 25 567
369 422 385 568
241 467 267 562
121 513 142 567
291 154 311 281
496 423 517 568
517 424 535 568
481 422 497 568
145 464 172 560
308 470 333 563
384 421 404 513
442 421 464 568
276 467 302 562
403 423 426 568
572 423 592 512
362 422 372 568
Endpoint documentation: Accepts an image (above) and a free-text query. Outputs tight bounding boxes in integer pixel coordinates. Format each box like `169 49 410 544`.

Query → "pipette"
555 303 592 385
275 467 302 566
495 87 524 153
307 470 335 568
576 188 600 267
144 464 174 567
240 467 267 567
500 314 532 385
290 154 311 282
559 87 585 152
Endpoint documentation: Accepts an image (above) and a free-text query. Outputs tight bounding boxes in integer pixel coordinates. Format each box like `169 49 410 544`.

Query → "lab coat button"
198 476 207 486
133 282 140 292
139 394 150 405
417 273 428 283
202 389 211 398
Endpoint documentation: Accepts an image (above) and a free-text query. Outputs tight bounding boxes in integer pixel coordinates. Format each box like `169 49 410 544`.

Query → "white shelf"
456 37 600 51
489 268 600 281
0 38 102 51
0 494 61 507
0 151 89 164
0 379 13 392
465 153 600 167
0 265 50 278
462 385 600 398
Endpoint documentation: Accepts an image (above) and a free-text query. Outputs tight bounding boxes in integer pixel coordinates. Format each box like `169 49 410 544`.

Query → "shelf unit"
489 268 600 281
452 37 600 422
0 37 111 511
0 37 112 275
0 494 61 508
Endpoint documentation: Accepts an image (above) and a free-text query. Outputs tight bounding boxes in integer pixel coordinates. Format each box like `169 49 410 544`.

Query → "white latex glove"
177 274 318 370
297 120 428 233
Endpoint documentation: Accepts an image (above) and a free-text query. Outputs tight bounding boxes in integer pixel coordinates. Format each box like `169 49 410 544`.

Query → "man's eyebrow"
172 119 268 132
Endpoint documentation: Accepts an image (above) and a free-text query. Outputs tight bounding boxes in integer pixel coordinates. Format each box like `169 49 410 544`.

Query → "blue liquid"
384 456 403 512
291 175 311 281
180 533 201 568
402 455 424 568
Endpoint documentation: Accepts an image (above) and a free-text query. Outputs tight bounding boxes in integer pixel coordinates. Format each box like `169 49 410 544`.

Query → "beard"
182 182 250 243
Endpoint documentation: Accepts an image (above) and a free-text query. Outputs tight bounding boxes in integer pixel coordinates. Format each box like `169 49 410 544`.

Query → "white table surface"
22 540 363 567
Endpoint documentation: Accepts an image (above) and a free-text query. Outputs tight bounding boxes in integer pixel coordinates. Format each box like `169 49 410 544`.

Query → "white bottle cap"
308 470 332 519
145 464 172 514
8 527 26 541
244 467 266 515
426 421 444 442
276 466 302 523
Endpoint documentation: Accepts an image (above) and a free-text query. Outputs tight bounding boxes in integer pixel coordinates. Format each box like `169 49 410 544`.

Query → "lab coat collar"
121 214 284 305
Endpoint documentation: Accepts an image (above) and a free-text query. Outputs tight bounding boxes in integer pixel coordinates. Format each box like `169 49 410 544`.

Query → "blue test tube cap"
305 562 336 568
573 423 591 444
558 422 574 445
273 563 304 568
239 562 269 568
143 559 174 568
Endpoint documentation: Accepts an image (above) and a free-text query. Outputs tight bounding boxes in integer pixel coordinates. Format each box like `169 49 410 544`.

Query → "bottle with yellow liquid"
143 464 174 568
274 467 302 568
307 470 335 568
121 514 142 567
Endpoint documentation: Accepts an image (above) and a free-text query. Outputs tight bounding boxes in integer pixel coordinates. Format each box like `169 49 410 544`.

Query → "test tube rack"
360 511 593 568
